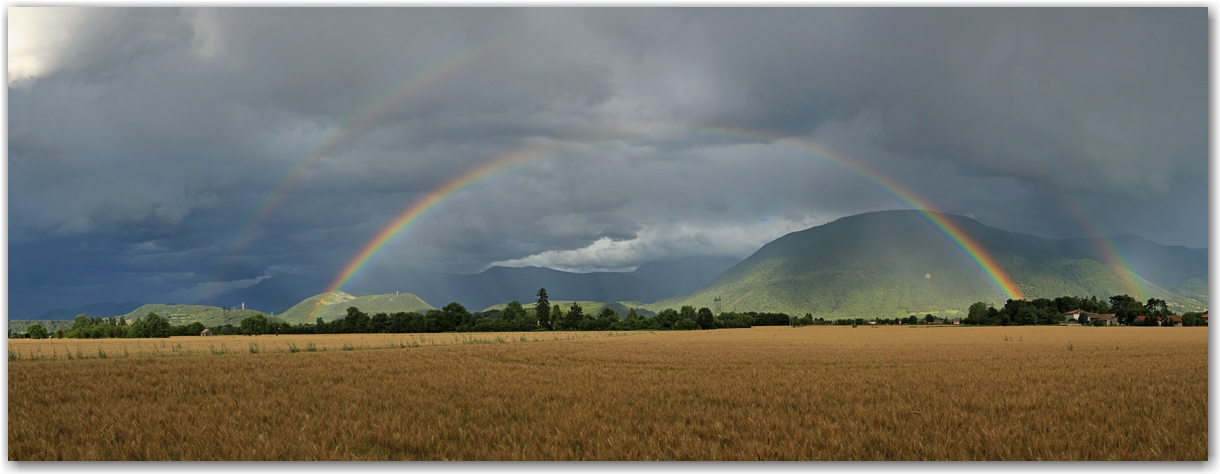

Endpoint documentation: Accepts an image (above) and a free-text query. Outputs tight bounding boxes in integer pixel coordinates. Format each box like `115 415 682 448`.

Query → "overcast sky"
7 8 1208 316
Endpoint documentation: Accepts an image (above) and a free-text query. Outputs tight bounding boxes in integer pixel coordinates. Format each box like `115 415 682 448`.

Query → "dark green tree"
679 306 698 327
1116 301 1147 326
1080 296 1109 314
535 288 552 330
561 303 584 330
967 302 990 325
1145 298 1169 316
344 307 370 333
503 301 528 324
1109 295 1136 313
240 314 268 335
370 313 389 333
26 323 47 339
696 307 715 330
624 308 646 330
655 308 679 329
987 307 1001 323
439 303 470 332
72 314 91 331
1016 306 1037 325
592 307 619 330
130 313 171 338
185 321 206 336
1053 296 1082 314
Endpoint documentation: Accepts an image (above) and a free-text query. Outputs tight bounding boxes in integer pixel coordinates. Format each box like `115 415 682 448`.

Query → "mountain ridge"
649 210 1206 317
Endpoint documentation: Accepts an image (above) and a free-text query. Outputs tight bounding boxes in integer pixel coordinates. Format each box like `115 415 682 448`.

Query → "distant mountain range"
34 301 144 320
652 210 1207 317
311 257 740 314
28 256 739 320
33 210 1207 321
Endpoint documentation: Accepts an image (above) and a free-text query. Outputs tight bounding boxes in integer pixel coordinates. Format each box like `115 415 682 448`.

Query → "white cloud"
8 7 90 85
487 216 827 273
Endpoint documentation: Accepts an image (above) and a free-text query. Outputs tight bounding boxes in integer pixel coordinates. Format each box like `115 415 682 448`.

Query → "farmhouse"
201 328 213 336
1090 313 1119 326
1166 316 1184 327
1063 309 1084 321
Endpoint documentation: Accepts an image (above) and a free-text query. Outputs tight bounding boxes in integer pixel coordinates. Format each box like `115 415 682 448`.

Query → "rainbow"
1044 185 1149 299
313 123 1029 320
199 37 510 301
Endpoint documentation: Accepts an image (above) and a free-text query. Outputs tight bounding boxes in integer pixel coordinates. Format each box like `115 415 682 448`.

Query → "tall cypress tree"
535 288 552 330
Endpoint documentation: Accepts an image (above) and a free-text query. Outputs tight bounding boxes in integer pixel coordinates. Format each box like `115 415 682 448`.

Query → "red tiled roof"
1091 313 1117 321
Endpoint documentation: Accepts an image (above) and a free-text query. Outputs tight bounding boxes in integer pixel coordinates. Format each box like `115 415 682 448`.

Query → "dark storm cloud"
8 8 1206 316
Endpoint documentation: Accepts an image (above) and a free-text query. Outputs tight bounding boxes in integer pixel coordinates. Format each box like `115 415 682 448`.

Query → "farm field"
8 326 1207 460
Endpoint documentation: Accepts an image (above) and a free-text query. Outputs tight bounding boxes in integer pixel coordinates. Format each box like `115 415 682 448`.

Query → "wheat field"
8 326 1206 460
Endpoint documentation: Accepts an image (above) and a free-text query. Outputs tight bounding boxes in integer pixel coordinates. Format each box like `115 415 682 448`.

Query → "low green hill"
278 291 435 325
9 320 74 335
649 210 1206 317
119 304 273 327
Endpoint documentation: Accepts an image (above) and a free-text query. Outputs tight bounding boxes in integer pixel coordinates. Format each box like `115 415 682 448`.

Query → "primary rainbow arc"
313 122 1034 321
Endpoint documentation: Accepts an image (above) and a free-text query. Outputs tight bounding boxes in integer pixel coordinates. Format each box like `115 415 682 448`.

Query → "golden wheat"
8 326 1206 460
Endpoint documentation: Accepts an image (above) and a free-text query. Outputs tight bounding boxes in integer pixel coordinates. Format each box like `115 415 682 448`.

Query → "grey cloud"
8 8 1206 318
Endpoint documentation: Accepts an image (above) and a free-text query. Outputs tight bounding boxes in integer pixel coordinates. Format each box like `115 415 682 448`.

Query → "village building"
1090 313 1119 326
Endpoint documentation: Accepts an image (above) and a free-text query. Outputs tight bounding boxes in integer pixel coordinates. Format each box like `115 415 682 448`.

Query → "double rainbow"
313 123 1029 320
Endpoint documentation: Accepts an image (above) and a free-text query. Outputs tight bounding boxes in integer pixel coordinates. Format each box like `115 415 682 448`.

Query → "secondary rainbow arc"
199 37 510 302
311 122 1037 321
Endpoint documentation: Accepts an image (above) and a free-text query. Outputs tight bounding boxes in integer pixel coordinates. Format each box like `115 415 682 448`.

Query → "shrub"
25 324 47 340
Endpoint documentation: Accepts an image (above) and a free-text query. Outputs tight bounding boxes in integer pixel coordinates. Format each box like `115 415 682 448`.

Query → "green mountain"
278 291 434 325
649 210 1207 318
119 304 273 327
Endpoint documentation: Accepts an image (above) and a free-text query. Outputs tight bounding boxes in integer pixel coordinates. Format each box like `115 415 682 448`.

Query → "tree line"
964 295 1207 326
19 288 795 339
28 290 1196 339
243 288 790 335
16 313 205 340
